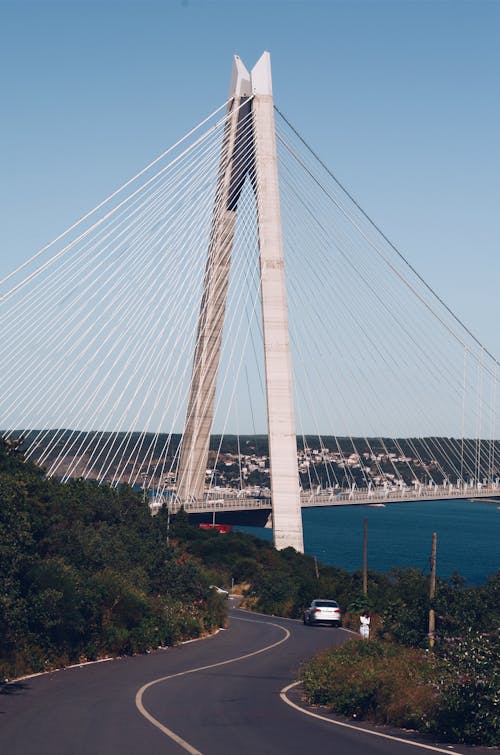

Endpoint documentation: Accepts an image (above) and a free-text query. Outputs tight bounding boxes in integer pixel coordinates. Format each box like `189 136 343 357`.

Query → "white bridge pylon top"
229 51 273 97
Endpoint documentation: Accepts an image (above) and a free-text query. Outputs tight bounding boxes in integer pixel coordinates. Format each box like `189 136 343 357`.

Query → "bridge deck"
157 484 500 515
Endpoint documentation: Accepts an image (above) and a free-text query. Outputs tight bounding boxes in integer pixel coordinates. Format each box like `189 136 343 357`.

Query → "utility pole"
428 532 437 649
363 518 368 595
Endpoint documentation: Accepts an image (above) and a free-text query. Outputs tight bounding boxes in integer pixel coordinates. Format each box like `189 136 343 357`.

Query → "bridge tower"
177 52 303 552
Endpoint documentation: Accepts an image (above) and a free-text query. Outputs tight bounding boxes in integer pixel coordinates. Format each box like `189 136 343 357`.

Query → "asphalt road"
0 602 490 755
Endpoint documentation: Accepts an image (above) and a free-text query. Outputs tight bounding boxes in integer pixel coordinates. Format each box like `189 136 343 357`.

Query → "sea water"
236 499 499 584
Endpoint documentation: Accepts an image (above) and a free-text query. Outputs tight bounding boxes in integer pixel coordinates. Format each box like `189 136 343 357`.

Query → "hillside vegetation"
0 440 228 679
1 440 498 745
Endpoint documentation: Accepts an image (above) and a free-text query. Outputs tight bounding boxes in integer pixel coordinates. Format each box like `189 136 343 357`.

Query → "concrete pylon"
176 57 252 502
177 52 304 552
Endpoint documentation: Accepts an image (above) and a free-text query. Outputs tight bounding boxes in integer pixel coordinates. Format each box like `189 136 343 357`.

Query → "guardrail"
154 483 499 514
300 483 500 507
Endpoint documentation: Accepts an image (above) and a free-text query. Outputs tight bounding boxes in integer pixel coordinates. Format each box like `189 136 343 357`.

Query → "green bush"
0 441 230 679
301 639 437 725
301 634 499 746
433 633 499 746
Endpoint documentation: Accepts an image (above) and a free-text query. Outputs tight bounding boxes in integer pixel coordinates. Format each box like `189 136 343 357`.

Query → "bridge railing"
299 483 499 507
151 482 499 515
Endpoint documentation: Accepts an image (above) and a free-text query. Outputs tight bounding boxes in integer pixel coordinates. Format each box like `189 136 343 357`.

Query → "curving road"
0 602 487 754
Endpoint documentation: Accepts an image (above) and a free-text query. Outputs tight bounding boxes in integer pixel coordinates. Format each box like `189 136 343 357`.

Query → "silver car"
303 599 342 627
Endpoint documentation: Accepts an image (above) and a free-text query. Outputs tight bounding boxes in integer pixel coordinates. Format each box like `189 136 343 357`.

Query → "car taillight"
313 608 320 614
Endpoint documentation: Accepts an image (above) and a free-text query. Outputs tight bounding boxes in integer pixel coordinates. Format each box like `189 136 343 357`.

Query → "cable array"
1 97 498 498
0 99 264 490
275 108 499 489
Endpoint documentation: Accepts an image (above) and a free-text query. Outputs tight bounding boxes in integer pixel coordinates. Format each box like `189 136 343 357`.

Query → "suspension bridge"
1 52 499 552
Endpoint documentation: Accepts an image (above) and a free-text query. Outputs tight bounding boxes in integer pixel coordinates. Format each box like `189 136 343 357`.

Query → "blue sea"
236 499 499 584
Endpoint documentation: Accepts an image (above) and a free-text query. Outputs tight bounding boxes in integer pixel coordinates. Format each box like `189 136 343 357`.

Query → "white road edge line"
280 680 466 755
135 617 290 754
5 630 221 685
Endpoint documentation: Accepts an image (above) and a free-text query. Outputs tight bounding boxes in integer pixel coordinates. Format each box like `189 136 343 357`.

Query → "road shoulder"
282 681 494 755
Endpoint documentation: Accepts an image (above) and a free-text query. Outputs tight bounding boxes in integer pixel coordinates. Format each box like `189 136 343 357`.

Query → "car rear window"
314 600 339 607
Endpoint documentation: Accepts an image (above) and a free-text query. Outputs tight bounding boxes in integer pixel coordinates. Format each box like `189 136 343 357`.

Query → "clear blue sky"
1 0 499 355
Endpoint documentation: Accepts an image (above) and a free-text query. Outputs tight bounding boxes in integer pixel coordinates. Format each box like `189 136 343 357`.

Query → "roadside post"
428 532 437 649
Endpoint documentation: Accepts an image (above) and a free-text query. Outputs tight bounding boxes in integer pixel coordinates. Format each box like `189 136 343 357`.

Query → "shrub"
301 633 499 746
433 632 499 746
249 568 298 616
301 640 437 727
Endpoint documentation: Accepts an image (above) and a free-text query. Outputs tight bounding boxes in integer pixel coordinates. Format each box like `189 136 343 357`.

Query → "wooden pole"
363 518 368 595
428 532 437 649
